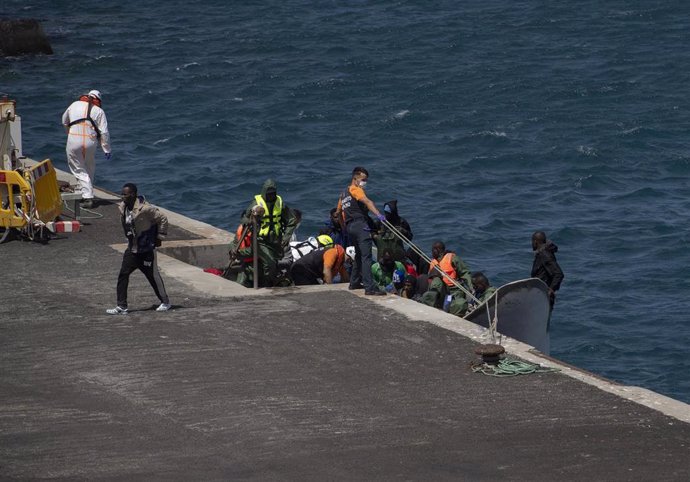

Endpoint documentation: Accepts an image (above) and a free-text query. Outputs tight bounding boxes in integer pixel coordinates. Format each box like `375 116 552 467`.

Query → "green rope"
471 358 560 377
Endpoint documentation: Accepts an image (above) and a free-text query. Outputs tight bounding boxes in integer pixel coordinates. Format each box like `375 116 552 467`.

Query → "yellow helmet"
317 234 334 248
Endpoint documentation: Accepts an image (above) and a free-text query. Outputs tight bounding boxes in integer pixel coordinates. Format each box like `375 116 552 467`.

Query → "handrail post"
252 215 259 289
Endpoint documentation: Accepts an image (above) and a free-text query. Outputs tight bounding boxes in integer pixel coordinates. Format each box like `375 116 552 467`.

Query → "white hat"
88 90 102 100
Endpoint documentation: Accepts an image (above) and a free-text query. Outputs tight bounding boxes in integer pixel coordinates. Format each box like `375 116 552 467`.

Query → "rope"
379 217 505 344
471 358 560 377
380 218 480 304
489 290 500 344
61 200 104 219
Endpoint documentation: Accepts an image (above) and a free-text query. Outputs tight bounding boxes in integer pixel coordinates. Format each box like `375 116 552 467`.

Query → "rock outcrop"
0 19 53 56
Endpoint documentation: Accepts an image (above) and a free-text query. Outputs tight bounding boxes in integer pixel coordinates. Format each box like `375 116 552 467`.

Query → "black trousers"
290 263 320 286
116 249 169 309
346 219 375 291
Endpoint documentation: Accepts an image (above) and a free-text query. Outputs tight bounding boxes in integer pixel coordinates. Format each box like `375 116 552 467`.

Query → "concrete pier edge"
31 158 690 424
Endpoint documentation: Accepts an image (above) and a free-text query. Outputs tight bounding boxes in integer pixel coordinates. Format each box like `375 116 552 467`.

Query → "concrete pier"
2 169 690 480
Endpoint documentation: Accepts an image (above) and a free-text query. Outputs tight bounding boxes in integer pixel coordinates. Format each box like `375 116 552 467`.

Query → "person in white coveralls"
61 89 111 209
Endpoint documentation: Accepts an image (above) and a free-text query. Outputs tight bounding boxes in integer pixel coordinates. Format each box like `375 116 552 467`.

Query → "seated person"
371 248 407 293
468 271 497 312
323 208 348 247
400 274 423 302
373 200 413 262
290 244 349 286
406 247 430 276
421 241 472 317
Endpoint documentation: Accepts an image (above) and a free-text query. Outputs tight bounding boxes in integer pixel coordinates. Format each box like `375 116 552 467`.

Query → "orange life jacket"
236 224 251 249
235 224 254 263
429 252 456 287
78 95 101 107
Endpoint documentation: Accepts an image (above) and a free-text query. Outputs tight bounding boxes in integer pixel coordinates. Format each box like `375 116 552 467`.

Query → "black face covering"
265 191 277 203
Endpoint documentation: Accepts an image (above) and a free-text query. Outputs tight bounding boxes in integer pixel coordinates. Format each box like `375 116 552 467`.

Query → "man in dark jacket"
531 231 564 308
106 183 170 314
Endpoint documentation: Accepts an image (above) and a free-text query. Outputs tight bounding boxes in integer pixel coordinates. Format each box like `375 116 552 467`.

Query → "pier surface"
2 190 690 480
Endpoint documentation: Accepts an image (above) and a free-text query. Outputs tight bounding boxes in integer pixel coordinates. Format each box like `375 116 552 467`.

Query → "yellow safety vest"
254 194 283 237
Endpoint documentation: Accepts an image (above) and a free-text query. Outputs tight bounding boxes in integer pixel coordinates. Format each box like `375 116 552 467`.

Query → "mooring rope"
380 218 480 303
471 358 560 377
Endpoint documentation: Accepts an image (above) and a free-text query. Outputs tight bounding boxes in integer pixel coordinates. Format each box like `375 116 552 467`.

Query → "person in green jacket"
420 241 473 317
371 248 406 293
467 271 497 312
472 272 497 303
230 179 298 287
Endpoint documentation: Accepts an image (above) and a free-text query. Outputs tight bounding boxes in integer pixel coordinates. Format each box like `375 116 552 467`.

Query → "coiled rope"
471 358 560 377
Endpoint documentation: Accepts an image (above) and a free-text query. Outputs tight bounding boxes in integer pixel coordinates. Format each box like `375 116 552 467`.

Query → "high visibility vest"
429 252 457 287
254 194 283 237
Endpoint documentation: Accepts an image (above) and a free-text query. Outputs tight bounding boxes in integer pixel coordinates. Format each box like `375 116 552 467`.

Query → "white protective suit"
61 95 111 199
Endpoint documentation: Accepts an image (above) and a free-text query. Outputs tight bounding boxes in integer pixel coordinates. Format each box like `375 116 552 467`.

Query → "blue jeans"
347 219 375 291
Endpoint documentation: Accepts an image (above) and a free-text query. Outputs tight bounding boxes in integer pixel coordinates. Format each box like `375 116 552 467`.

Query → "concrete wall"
158 242 229 269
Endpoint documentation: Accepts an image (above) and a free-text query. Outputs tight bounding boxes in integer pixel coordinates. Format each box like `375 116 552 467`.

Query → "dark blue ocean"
3 1 690 403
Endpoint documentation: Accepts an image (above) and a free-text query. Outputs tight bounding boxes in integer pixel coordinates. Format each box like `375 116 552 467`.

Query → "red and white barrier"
45 221 81 233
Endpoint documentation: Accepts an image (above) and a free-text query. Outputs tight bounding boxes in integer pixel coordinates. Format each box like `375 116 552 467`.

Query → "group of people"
225 166 565 318
64 91 563 316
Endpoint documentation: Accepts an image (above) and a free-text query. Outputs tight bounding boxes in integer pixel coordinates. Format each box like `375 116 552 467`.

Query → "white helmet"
345 246 356 260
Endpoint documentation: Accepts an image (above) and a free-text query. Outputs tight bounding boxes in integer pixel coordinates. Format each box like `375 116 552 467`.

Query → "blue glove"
104 152 112 160
376 214 386 222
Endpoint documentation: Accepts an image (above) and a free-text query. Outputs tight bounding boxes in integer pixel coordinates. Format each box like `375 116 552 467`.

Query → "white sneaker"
156 303 172 312
106 306 128 315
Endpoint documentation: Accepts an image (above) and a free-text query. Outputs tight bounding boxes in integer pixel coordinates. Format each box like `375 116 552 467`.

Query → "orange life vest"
236 224 251 249
78 95 101 107
429 252 456 287
235 225 254 263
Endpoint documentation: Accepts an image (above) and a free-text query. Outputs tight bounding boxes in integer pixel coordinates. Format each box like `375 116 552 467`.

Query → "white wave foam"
577 145 598 156
574 174 592 189
475 130 507 138
176 62 200 71
393 110 410 119
153 138 170 145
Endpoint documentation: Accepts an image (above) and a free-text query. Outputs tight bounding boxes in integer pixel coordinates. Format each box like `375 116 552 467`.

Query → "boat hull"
464 278 551 353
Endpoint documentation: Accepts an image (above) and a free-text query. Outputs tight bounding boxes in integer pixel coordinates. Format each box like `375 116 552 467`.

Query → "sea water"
3 0 690 403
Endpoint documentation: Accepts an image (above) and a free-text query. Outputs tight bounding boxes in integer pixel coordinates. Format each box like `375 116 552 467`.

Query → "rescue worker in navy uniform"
531 231 564 309
337 167 387 296
106 183 170 314
233 179 298 287
421 241 473 316
61 89 111 209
